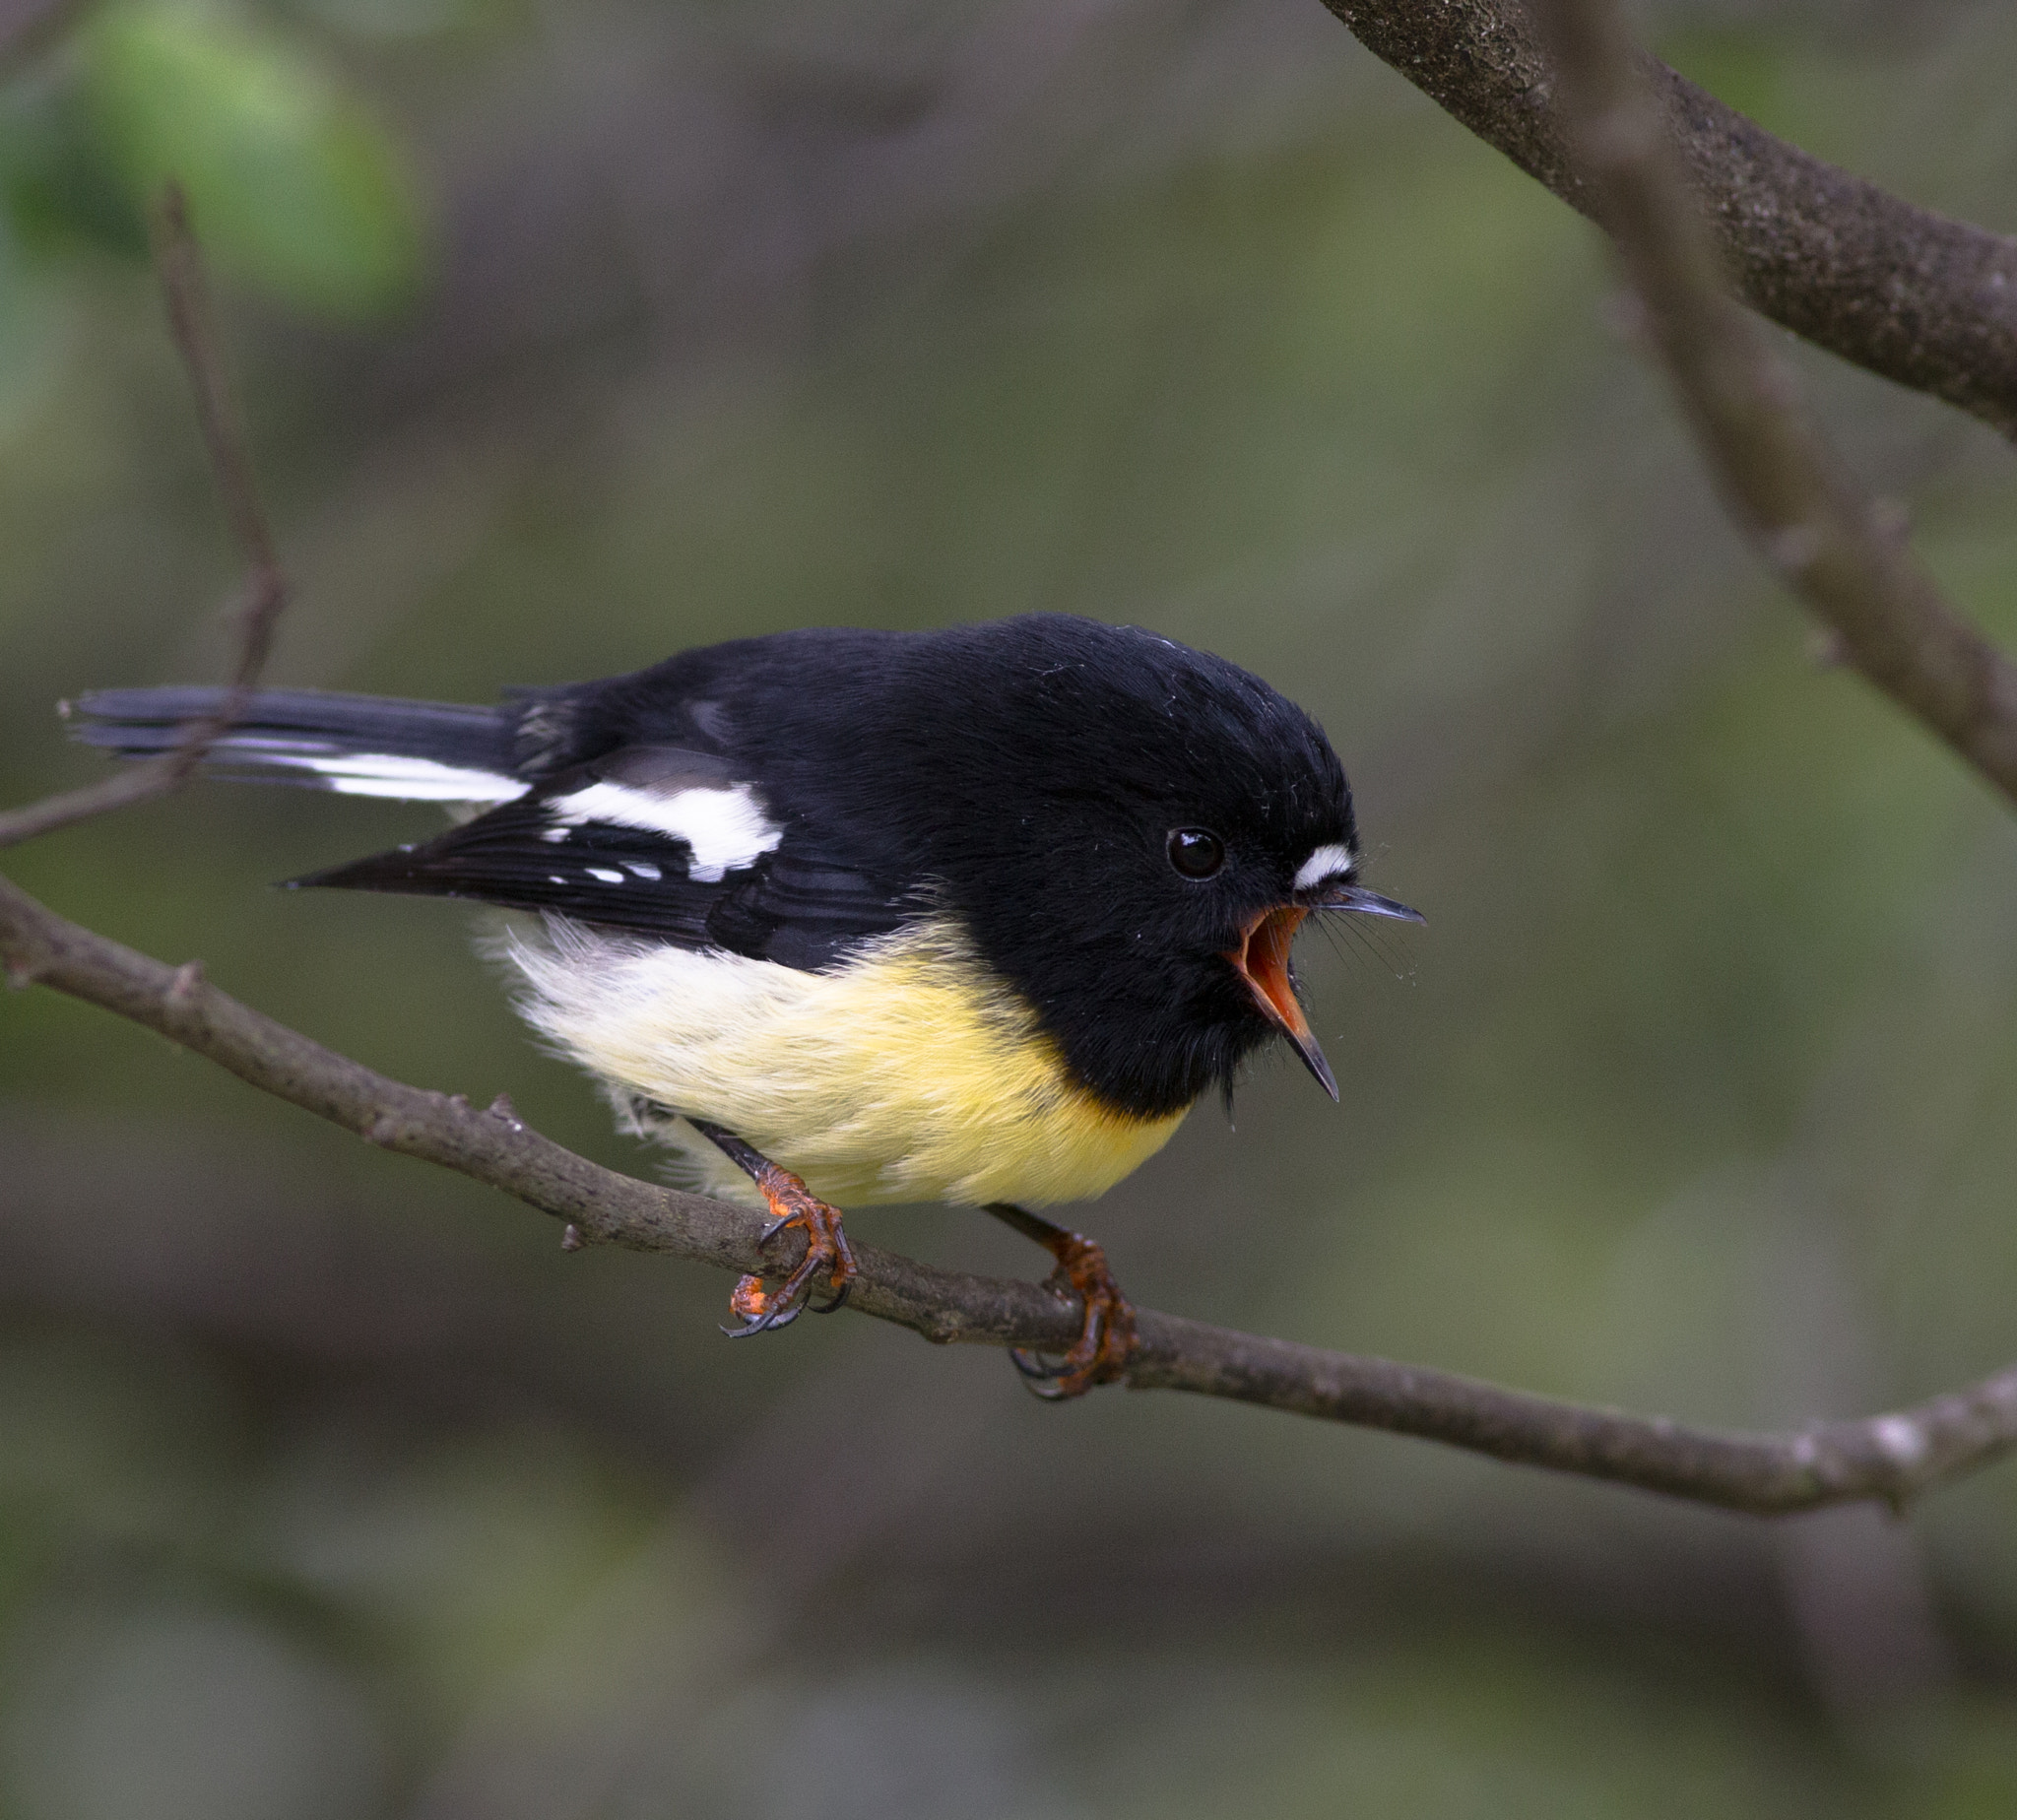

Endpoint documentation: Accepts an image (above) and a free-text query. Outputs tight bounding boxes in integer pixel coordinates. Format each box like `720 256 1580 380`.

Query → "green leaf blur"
80 1 425 316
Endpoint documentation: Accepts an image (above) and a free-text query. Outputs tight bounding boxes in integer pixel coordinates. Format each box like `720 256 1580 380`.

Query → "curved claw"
1012 1370 1074 1402
720 1278 807 1336
998 1225 1136 1400
719 1164 856 1340
1008 1347 1078 1400
722 1308 804 1337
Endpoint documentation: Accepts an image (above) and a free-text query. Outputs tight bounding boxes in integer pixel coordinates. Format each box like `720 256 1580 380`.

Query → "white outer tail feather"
220 740 528 803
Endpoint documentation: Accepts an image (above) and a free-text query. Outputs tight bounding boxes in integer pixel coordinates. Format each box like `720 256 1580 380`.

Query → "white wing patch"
1292 843 1357 892
549 781 781 882
236 745 528 803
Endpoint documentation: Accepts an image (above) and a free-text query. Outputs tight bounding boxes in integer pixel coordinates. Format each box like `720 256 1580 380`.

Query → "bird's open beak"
1222 906 1336 1101
1222 884 1424 1103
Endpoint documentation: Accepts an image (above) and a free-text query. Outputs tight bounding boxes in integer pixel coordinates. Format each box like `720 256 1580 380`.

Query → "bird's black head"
889 616 1416 1120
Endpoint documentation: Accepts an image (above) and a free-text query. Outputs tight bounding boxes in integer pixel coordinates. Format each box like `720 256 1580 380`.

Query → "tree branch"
1483 0 2017 815
0 185 290 852
1318 0 2017 438
4 866 2013 1517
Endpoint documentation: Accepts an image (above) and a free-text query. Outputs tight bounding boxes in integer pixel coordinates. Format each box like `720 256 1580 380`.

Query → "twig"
150 187 287 610
1318 0 2017 439
1522 0 2017 812
0 184 290 851
3 867 2013 1517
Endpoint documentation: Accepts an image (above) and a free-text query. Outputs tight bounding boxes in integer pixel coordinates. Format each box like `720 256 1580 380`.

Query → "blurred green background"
3 0 2017 1813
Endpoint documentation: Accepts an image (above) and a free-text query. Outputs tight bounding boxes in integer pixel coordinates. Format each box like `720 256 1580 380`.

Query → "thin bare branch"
0 761 209 854
0 184 290 851
149 185 286 618
1318 0 2017 438
4 866 2013 1517
1518 0 2017 812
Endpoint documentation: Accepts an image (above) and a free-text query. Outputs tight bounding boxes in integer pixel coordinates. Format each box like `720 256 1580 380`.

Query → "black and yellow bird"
72 614 1419 1392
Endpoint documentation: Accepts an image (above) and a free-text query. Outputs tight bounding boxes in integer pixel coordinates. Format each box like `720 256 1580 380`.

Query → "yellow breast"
497 917 1189 1208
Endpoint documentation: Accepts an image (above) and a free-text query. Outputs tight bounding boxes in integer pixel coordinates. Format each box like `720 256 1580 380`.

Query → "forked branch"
1320 0 2017 438
1525 7 2017 815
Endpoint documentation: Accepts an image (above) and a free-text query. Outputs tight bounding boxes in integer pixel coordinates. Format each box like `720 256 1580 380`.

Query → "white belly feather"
495 917 1188 1208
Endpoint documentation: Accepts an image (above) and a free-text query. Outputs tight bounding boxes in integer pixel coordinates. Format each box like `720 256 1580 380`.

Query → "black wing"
294 744 908 971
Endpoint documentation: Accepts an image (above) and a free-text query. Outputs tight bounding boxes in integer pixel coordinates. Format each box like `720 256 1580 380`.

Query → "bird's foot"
1007 1224 1138 1399
722 1161 857 1336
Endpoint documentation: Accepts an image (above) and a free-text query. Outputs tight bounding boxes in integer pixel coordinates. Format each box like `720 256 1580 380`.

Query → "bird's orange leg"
689 1119 856 1334
984 1202 1137 1398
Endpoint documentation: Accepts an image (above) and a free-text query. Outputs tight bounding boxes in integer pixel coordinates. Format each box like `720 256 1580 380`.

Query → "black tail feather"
68 685 524 800
72 686 516 768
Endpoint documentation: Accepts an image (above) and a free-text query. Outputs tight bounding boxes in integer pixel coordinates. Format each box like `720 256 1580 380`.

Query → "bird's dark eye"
1167 827 1225 879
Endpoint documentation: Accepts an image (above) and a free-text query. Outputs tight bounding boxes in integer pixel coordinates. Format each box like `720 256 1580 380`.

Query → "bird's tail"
67 685 529 804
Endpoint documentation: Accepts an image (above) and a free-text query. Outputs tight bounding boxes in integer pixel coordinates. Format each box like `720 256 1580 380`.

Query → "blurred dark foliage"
3 0 2017 1814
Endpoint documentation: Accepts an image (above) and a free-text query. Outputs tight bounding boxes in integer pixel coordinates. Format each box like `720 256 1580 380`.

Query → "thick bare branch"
1512 0 2017 812
0 185 289 851
4 866 2013 1517
1319 0 2017 438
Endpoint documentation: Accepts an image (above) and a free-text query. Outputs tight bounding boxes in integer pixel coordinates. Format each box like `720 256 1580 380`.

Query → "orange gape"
1224 905 1312 1043
1221 903 1337 1100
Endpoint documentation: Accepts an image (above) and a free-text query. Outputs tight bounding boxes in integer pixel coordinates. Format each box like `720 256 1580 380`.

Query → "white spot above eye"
1293 843 1356 892
586 867 625 884
549 781 781 882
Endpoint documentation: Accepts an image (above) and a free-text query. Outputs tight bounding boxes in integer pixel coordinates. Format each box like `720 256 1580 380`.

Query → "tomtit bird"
71 614 1419 1393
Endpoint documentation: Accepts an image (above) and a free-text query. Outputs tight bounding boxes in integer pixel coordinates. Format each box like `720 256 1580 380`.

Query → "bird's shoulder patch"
292 744 908 969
